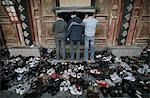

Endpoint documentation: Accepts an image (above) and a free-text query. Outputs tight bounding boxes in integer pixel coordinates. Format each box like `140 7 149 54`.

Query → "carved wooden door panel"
29 0 56 48
30 0 149 48
131 0 150 46
0 2 20 46
95 0 123 46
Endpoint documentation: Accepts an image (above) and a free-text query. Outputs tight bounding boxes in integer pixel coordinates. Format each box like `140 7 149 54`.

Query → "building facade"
0 0 149 48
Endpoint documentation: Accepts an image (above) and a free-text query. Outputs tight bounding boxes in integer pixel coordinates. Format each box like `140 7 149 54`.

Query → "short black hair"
57 13 63 18
71 11 76 15
88 12 94 16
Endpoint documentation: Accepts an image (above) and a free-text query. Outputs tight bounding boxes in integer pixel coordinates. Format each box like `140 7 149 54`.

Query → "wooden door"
130 0 150 47
29 0 56 48
0 2 20 46
29 0 149 48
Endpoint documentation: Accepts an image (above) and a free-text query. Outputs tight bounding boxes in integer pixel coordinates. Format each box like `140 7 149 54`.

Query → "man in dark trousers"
52 14 67 60
67 12 83 62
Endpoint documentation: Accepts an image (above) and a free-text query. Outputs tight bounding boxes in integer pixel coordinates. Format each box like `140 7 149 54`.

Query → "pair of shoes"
61 69 70 80
15 67 28 74
95 54 102 59
70 71 82 79
100 87 109 97
102 56 112 62
96 80 109 88
47 68 55 76
48 79 63 96
90 69 101 75
16 83 31 95
60 80 70 91
50 73 60 80
88 83 99 93
105 78 116 87
87 90 99 98
69 84 82 95
110 72 122 83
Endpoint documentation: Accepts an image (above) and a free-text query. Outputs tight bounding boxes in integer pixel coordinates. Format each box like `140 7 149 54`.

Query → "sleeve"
66 27 71 38
64 22 68 31
82 19 86 26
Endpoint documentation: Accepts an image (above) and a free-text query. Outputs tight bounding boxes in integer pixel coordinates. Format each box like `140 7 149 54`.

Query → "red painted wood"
107 18 116 45
113 0 124 45
126 17 137 44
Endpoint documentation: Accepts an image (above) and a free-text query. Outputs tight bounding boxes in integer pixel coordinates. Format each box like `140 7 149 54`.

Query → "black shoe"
101 87 108 97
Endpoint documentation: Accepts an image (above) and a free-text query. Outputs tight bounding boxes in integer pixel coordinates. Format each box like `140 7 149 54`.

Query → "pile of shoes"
0 47 149 98
140 46 150 64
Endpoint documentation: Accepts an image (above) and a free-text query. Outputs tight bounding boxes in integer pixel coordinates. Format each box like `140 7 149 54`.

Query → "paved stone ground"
1 90 149 98
0 90 132 98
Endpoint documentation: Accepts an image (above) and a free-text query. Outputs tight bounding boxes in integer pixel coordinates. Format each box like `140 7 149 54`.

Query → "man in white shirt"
82 13 99 63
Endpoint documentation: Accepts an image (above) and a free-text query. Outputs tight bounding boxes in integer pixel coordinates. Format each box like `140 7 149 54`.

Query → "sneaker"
60 81 65 91
47 68 55 76
77 73 82 79
20 83 31 95
71 72 76 78
64 80 70 91
96 54 102 59
137 68 145 74
69 85 82 95
62 70 70 80
17 74 24 81
16 84 22 94
91 60 95 63
102 56 112 62
110 72 122 83
105 79 116 87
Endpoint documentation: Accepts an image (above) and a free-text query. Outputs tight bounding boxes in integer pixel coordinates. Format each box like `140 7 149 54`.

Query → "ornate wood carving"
132 0 150 46
0 2 21 46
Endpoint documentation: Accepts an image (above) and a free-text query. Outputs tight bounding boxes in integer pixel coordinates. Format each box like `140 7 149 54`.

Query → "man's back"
52 20 67 37
67 17 83 41
82 17 98 36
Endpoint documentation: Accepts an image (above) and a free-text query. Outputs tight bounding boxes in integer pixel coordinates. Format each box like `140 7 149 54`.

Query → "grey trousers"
55 37 66 60
70 40 80 61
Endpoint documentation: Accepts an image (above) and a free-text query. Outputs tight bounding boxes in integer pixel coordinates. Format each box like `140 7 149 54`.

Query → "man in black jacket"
67 12 83 62
52 14 67 60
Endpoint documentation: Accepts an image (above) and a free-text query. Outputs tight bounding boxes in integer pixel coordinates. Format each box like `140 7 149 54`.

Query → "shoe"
50 73 60 80
90 60 95 63
96 80 108 88
90 69 101 75
96 54 102 59
110 72 122 83
71 72 76 78
15 68 24 73
16 84 22 94
138 68 145 74
105 79 116 87
77 73 82 79
101 87 109 97
102 56 112 62
47 68 55 76
69 85 82 95
60 81 66 91
115 57 122 63
64 80 70 91
17 73 24 81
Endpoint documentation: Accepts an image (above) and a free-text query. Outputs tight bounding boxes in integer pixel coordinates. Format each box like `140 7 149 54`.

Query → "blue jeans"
55 37 66 60
84 36 95 61
70 40 80 61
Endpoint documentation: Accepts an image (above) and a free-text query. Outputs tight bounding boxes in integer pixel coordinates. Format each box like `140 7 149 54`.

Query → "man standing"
52 14 67 60
67 12 83 62
82 13 99 63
